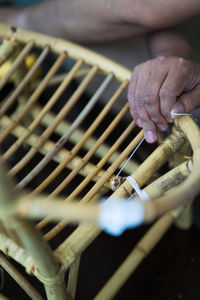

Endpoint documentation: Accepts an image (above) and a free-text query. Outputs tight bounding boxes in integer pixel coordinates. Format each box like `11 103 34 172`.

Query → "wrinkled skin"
128 56 200 143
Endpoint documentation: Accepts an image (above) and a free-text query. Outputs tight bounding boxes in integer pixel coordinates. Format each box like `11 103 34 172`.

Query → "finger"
171 85 200 118
159 58 188 122
143 56 168 131
135 72 157 143
128 69 140 124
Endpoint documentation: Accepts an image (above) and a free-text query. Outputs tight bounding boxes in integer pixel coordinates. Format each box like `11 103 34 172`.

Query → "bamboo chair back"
0 23 200 300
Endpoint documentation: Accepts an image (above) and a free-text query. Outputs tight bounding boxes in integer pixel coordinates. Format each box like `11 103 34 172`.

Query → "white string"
111 136 150 201
170 112 192 117
111 137 145 191
126 176 150 201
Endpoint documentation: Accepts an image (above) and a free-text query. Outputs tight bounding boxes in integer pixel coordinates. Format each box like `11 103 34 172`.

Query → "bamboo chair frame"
0 23 199 300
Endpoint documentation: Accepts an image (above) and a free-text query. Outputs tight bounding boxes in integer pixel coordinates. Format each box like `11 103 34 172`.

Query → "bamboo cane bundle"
0 23 199 300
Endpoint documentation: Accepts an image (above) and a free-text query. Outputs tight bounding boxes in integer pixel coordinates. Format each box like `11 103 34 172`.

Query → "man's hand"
128 56 200 143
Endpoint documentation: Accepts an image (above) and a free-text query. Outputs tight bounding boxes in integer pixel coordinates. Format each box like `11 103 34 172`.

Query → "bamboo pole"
14 158 192 224
0 252 44 300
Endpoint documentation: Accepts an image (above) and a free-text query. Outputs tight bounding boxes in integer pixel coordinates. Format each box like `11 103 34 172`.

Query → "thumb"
171 88 200 118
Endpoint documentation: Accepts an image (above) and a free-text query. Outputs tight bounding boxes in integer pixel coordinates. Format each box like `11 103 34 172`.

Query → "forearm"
0 0 151 43
2 0 200 44
148 30 195 60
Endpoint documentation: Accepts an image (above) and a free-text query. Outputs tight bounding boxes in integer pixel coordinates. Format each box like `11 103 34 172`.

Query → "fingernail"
171 103 184 118
145 131 156 143
157 124 168 131
136 118 142 127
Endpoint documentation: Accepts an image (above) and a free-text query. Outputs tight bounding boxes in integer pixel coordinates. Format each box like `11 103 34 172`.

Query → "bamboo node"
35 265 65 286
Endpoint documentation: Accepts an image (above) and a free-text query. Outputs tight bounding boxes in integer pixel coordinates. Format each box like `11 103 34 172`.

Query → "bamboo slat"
0 115 112 189
11 65 98 183
30 105 139 173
